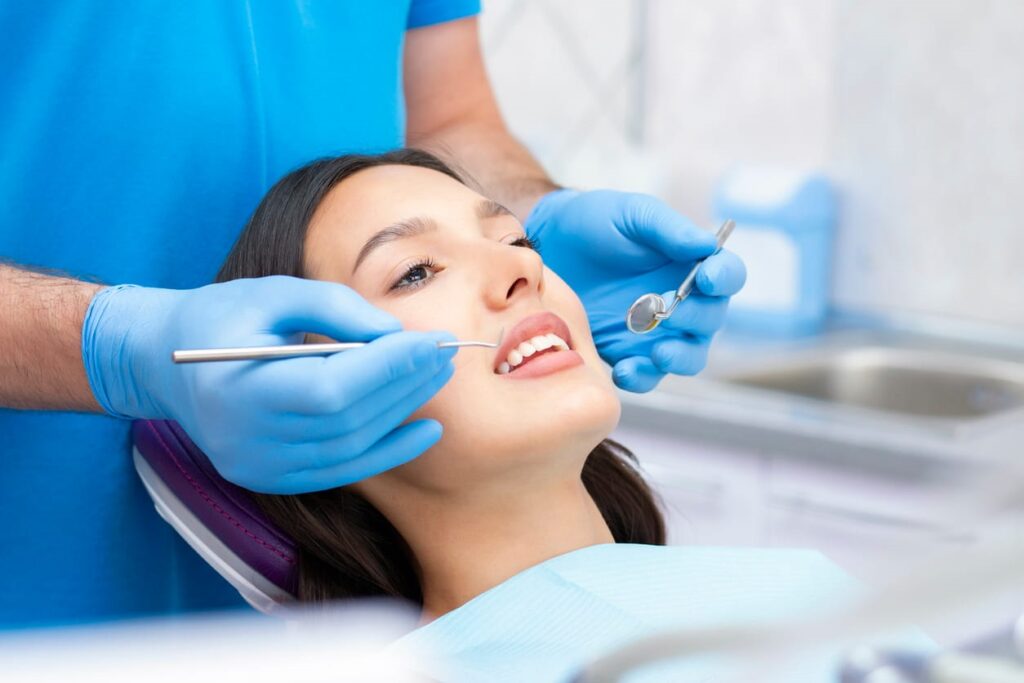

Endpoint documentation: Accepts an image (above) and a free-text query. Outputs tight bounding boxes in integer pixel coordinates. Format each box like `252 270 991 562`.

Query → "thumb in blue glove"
82 275 457 494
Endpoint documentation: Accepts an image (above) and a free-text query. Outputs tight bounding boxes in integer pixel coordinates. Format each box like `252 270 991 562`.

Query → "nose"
484 242 545 310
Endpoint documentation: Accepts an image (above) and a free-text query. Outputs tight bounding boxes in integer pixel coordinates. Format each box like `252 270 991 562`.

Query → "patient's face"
303 164 620 495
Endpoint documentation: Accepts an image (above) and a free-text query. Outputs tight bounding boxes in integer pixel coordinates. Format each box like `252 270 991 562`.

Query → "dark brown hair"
216 149 665 604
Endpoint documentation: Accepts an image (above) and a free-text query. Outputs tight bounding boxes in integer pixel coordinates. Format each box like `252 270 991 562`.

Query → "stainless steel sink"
619 323 1024 468
719 346 1024 420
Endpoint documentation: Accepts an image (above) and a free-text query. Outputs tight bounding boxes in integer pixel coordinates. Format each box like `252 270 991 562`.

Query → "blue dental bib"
392 544 929 682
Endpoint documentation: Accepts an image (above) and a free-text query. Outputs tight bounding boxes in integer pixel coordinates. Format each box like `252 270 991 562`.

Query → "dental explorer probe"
172 338 499 364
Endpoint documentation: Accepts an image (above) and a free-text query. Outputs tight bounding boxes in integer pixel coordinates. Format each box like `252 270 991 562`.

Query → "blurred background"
480 0 1023 327
480 0 1024 657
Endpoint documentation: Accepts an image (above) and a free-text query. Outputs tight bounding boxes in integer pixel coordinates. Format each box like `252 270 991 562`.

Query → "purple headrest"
131 420 298 610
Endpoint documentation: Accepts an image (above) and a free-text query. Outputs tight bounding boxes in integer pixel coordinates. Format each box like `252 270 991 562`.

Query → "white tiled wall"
644 0 836 226
831 0 1024 327
479 0 1024 327
480 0 660 193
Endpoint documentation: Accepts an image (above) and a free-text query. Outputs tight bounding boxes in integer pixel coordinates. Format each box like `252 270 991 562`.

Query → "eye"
388 237 538 293
391 257 439 291
510 234 541 252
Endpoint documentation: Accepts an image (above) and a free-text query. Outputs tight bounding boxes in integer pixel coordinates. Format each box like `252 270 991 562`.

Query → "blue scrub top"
0 0 480 628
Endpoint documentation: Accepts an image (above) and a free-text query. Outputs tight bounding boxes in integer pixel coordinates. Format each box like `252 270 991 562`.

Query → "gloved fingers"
312 361 453 465
658 291 729 337
255 276 403 341
694 249 746 297
264 419 444 495
282 358 454 446
264 362 450 476
622 195 718 264
611 355 667 394
256 330 457 415
194 352 451 487
650 336 710 376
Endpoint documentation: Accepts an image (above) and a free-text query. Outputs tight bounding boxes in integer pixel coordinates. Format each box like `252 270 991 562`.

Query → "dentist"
0 2 744 626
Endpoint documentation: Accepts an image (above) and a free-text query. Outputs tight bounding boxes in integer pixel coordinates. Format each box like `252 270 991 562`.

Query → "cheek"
367 288 481 424
367 276 471 332
403 345 479 426
360 266 616 492
378 368 492 492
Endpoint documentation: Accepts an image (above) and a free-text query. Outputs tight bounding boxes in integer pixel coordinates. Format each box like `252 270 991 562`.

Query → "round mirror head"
626 293 666 334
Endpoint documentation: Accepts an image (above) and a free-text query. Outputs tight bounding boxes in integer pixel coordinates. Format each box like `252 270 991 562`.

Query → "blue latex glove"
82 276 457 494
525 189 746 393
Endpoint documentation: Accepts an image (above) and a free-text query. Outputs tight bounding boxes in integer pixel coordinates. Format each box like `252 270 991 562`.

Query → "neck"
384 473 613 620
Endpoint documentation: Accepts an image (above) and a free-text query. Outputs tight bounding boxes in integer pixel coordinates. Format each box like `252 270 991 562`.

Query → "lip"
502 347 584 379
492 311 579 375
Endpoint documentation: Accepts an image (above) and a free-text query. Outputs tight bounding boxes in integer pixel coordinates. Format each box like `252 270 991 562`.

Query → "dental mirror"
625 219 735 335
626 293 667 334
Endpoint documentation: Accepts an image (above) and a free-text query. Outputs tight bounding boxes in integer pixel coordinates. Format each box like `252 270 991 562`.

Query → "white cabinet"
611 424 970 579
762 455 974 584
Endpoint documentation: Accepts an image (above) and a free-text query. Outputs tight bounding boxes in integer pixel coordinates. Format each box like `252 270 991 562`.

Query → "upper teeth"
497 333 570 374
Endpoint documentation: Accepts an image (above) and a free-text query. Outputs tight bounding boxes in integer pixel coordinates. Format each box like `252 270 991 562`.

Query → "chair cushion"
132 420 298 597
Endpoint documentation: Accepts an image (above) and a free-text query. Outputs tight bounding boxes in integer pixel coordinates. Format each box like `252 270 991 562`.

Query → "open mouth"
497 332 572 374
492 311 579 377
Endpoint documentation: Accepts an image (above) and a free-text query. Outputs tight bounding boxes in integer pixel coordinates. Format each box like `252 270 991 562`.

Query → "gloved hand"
82 276 457 494
525 189 746 393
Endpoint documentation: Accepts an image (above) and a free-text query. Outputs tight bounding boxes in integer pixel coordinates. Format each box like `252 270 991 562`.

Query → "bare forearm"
410 121 559 222
0 264 103 411
403 17 561 220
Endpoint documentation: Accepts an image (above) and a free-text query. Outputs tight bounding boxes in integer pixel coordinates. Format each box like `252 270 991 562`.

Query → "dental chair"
131 419 297 613
134 420 1024 683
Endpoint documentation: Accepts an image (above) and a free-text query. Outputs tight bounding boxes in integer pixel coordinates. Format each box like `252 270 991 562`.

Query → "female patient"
215 150 877 681
217 149 664 618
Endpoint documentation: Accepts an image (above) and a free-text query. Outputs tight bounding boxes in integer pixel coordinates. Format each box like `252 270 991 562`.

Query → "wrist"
81 284 175 419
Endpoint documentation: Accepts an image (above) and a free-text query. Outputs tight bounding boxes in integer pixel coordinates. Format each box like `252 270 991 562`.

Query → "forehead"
306 164 483 273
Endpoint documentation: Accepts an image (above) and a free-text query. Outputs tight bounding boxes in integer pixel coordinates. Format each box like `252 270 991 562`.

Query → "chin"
527 379 622 454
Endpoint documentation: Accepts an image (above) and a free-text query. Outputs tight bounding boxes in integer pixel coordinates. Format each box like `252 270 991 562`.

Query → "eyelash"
390 235 541 291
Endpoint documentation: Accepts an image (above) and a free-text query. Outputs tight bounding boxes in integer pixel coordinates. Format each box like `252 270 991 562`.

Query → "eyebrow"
351 198 514 274
476 198 514 221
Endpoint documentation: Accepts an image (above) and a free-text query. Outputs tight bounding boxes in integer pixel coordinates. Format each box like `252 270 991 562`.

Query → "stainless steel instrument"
172 339 498 364
626 219 736 334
